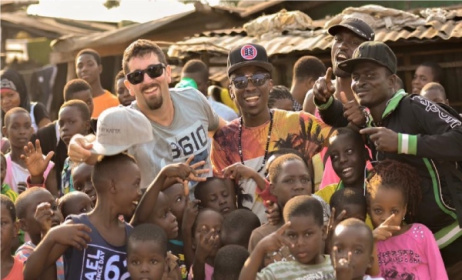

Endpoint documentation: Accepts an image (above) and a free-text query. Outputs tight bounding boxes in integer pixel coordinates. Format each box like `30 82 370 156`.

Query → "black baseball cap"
328 17 375 41
227 43 273 77
338 41 397 74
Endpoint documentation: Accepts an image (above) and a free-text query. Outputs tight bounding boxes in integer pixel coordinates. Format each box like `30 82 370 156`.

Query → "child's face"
329 134 365 185
20 190 63 236
72 163 97 206
117 78 135 106
127 240 165 280
332 224 373 279
335 203 366 222
194 210 223 259
271 98 294 111
1 204 18 253
163 183 187 224
150 192 178 239
76 54 101 84
62 193 93 219
71 89 94 117
58 106 89 146
3 112 33 148
271 160 312 207
200 179 236 215
1 155 6 185
113 161 142 218
285 215 326 265
369 185 406 229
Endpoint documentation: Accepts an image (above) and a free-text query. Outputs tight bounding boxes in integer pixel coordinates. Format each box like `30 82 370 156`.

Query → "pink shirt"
188 263 214 280
4 153 54 192
376 223 447 280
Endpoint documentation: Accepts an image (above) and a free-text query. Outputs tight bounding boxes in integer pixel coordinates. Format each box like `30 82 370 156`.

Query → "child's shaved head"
4 107 30 127
92 153 137 192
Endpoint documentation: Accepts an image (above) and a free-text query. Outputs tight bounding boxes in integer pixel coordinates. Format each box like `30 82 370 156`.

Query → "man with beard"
303 17 374 114
315 41 462 276
68 39 226 190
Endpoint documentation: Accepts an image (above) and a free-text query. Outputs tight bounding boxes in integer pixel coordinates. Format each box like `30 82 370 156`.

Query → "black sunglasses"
231 73 270 89
126 64 165 85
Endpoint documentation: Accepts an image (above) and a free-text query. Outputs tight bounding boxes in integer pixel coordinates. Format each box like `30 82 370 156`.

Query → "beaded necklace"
238 111 273 173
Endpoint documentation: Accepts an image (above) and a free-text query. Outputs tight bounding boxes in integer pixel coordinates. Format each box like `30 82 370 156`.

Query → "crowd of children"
1 16 461 280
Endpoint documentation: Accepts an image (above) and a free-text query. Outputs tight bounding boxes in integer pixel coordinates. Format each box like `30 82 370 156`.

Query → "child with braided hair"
366 159 447 279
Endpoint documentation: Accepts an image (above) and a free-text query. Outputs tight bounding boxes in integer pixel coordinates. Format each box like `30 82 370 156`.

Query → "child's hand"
373 214 400 241
195 226 220 261
48 222 92 250
266 201 281 225
163 156 209 183
34 202 54 234
21 140 54 177
257 222 293 253
327 208 347 238
332 246 354 280
182 199 200 231
222 163 256 182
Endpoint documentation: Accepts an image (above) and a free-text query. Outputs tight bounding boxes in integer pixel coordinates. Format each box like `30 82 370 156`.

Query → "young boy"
331 218 384 280
220 209 261 248
213 245 250 280
23 153 206 279
58 192 93 219
15 187 64 279
239 195 335 280
1 194 22 280
127 223 168 280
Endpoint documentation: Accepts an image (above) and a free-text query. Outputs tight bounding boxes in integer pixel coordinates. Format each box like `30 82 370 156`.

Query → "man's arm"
208 116 227 138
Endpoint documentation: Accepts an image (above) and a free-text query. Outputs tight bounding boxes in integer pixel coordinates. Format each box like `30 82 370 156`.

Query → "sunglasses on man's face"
231 73 270 89
126 63 165 85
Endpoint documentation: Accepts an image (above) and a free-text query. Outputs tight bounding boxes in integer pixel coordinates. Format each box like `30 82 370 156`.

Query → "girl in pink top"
366 160 447 280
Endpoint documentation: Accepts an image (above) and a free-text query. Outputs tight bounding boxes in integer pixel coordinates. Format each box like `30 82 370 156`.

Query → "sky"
26 0 207 23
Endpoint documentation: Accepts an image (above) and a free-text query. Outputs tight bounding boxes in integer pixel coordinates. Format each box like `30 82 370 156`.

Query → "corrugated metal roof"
1 11 115 38
168 6 462 59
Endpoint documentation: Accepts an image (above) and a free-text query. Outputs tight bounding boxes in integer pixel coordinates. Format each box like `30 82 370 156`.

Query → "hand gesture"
360 127 398 152
266 201 281 226
21 140 54 177
332 246 354 280
258 222 293 253
195 226 220 261
48 222 92 250
327 208 347 238
343 97 366 128
68 134 95 163
222 162 256 182
372 214 400 241
182 199 201 231
313 67 335 105
34 202 54 234
163 156 209 184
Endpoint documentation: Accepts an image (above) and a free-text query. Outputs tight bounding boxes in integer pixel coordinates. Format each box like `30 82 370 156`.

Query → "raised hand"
373 214 401 241
360 127 399 153
313 67 335 105
182 199 201 231
34 202 54 234
266 201 281 226
257 222 293 253
222 162 254 182
163 156 209 183
195 227 220 261
21 140 54 177
327 208 347 238
332 246 354 280
343 96 366 128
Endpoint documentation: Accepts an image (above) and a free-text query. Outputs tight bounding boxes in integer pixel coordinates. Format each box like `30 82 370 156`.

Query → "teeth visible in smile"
245 96 259 101
337 54 347 59
343 167 352 173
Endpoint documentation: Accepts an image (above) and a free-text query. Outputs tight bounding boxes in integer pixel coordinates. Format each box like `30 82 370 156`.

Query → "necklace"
238 111 273 173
